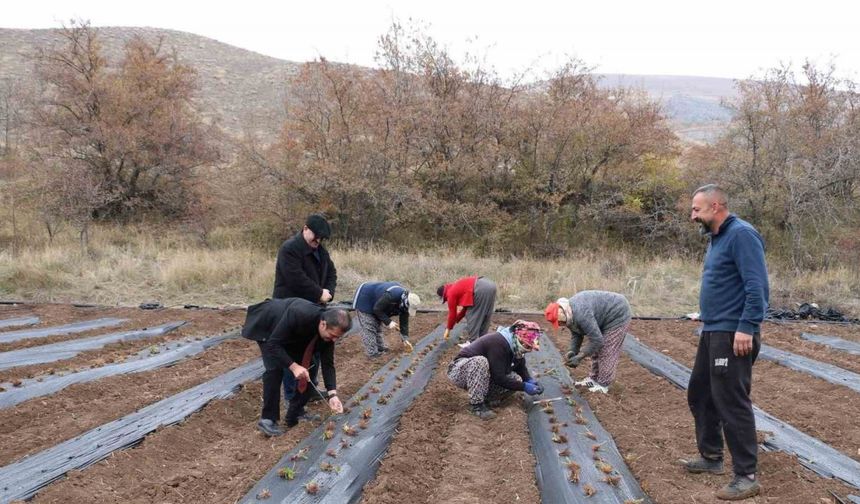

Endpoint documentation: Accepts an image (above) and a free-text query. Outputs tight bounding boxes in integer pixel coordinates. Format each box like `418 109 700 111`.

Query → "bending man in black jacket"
242 298 351 437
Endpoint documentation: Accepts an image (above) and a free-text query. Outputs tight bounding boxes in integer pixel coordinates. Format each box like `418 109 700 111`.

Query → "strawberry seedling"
552 433 568 444
541 405 555 415
277 466 296 480
548 416 558 424
342 423 357 436
592 442 605 452
361 408 373 420
256 488 271 500
320 461 337 472
603 475 621 486
358 419 369 429
322 429 334 440
558 448 571 457
567 460 581 483
370 386 380 394
583 483 597 496
624 499 645 504
305 482 320 495
289 447 309 462
550 424 561 434
377 396 388 405
325 448 337 458
574 414 588 425
584 430 597 440
596 461 614 473
339 439 351 449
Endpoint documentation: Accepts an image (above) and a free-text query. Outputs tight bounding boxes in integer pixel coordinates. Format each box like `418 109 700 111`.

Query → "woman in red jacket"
437 275 497 342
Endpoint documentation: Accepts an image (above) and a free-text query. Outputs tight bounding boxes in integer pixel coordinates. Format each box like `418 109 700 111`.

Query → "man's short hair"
692 184 729 206
322 308 352 333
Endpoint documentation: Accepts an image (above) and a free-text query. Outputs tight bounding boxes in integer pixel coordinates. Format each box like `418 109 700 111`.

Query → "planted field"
0 303 857 503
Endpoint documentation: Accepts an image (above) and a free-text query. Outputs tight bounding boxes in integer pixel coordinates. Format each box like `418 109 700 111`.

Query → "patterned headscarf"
510 320 542 357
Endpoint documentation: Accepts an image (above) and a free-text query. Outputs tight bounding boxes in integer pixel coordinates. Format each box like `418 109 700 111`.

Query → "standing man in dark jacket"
273 214 337 302
272 214 338 402
242 298 350 437
684 184 769 500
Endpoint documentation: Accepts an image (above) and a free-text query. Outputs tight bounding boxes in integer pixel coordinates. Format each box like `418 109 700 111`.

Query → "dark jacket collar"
714 214 737 236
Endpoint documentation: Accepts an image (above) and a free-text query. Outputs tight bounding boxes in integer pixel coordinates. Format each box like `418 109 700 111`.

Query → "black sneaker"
715 474 761 500
469 402 497 420
257 419 284 437
684 456 726 475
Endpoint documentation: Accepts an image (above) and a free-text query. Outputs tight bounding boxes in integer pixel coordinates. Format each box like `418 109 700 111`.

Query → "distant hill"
0 27 301 139
598 74 738 143
1 26 738 144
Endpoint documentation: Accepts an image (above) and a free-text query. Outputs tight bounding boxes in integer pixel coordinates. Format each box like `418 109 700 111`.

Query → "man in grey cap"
272 213 339 404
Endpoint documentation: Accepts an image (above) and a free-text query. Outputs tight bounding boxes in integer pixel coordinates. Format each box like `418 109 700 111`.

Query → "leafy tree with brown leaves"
31 21 218 226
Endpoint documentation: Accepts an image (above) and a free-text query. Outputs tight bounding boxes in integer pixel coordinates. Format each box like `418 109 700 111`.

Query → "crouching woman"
447 320 544 420
544 291 631 394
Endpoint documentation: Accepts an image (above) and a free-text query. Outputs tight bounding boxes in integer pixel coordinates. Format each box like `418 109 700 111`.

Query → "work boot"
469 402 497 420
257 419 284 437
684 456 726 475
715 474 761 500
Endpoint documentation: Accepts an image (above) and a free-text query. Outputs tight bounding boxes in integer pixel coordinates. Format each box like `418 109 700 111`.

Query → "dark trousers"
258 342 317 423
688 330 761 475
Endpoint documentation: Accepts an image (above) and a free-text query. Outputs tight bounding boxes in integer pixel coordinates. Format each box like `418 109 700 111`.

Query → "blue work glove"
523 380 543 396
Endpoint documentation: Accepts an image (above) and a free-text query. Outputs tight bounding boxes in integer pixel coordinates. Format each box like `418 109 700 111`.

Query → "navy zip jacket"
352 281 409 338
699 214 769 335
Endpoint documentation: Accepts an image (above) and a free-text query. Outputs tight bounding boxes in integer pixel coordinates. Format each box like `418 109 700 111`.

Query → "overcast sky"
4 0 859 81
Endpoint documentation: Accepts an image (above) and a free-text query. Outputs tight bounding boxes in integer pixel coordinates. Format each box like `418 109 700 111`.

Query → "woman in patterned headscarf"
447 320 545 420
545 291 631 394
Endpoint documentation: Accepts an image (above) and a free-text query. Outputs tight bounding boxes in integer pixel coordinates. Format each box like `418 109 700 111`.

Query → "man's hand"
443 329 450 340
388 321 400 331
289 363 310 381
320 289 333 303
734 331 753 356
328 395 343 414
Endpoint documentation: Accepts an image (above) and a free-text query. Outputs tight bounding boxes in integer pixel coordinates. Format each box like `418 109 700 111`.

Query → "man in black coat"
272 214 338 403
273 214 337 302
242 297 351 437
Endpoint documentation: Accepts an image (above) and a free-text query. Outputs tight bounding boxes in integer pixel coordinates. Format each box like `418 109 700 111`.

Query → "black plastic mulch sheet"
623 336 860 490
0 321 186 372
0 317 128 344
759 344 860 394
238 324 460 504
694 328 860 394
0 358 264 502
0 317 39 330
0 329 237 410
525 336 651 504
801 332 860 356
